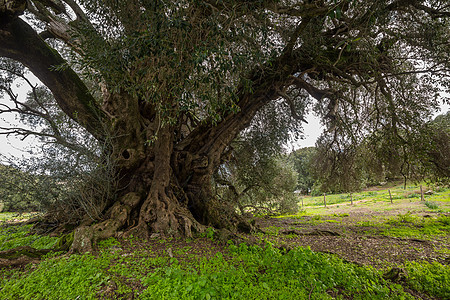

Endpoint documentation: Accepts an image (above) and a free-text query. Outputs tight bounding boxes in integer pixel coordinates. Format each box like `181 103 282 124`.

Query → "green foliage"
205 227 215 241
437 215 450 225
97 237 121 249
310 138 367 194
406 193 419 199
139 244 410 300
425 201 439 210
394 212 416 224
403 261 450 299
381 213 449 240
291 147 316 194
199 227 216 240
364 112 450 186
1 0 449 235
74 0 278 126
215 140 299 215
304 192 365 207
0 164 48 212
418 112 450 183
294 183 450 217
0 224 58 252
0 212 33 221
309 111 450 195
0 253 110 300
2 214 448 300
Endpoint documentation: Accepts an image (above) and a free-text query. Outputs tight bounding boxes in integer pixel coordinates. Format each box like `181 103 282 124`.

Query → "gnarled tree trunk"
69 122 254 252
0 0 310 252
68 89 267 251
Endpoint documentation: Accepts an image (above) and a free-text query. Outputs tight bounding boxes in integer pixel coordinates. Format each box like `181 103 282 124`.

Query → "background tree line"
292 111 450 196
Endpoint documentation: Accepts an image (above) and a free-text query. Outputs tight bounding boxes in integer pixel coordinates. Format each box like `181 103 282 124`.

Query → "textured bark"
67 123 255 252
0 18 266 252
0 0 447 253
0 246 51 260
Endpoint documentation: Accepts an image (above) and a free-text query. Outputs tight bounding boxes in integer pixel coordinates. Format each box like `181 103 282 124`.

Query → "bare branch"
289 76 333 101
276 88 307 122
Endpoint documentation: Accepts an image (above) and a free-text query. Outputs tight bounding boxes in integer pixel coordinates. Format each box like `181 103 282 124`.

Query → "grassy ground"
0 184 449 299
298 183 449 213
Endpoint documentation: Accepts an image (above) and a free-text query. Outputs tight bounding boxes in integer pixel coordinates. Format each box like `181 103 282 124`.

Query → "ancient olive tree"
0 0 449 251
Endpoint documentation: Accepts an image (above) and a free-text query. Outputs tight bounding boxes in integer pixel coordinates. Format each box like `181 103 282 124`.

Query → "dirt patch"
254 212 449 269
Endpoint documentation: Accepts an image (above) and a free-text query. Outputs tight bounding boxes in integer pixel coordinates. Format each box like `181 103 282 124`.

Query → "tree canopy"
0 0 449 251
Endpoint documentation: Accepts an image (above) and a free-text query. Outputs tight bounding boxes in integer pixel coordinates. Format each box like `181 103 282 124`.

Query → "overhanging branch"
0 18 106 140
289 76 333 101
276 88 307 122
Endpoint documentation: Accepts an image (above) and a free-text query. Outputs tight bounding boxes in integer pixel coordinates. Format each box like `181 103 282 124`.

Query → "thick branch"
277 88 307 122
0 18 105 140
290 76 333 101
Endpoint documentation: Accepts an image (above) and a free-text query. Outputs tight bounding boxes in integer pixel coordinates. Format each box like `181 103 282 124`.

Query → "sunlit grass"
0 212 40 222
293 184 450 216
0 224 59 252
0 238 416 300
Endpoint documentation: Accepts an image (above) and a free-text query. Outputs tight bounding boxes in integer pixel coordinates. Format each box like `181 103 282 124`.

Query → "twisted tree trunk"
69 123 253 252
0 2 295 252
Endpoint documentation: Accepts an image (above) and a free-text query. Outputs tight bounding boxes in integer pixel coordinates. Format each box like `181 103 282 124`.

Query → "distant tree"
214 102 300 215
424 112 450 182
0 0 448 251
0 163 48 212
311 111 450 194
310 134 367 194
291 147 316 194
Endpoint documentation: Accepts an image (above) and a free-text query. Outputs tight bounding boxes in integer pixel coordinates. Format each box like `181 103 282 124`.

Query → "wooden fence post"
389 189 393 204
323 193 327 208
420 185 424 201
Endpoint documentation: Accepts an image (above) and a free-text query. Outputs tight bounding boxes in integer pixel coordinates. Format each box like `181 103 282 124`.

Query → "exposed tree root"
0 231 74 269
0 246 51 269
280 229 341 236
70 199 131 253
0 246 52 260
0 256 40 268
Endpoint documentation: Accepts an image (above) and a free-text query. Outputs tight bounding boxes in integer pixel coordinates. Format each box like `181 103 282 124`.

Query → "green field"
297 183 450 214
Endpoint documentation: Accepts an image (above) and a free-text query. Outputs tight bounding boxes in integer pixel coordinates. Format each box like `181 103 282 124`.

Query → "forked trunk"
70 126 251 252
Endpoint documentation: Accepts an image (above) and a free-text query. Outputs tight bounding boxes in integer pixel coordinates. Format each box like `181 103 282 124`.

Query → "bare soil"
254 207 449 269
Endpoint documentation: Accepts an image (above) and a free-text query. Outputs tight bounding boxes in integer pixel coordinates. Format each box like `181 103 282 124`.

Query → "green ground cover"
0 220 449 299
0 224 58 251
0 229 422 300
0 184 449 299
298 184 450 214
